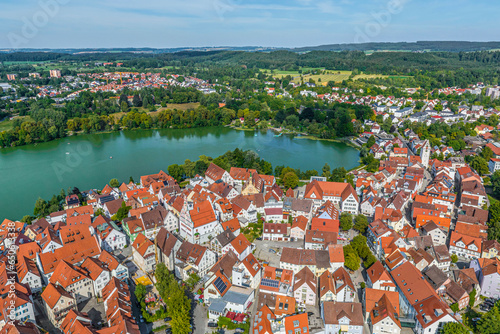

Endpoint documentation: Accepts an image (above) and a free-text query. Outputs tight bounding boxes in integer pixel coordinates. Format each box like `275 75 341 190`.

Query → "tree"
451 254 458 263
366 135 376 148
340 213 353 231
168 164 184 182
186 273 200 288
283 171 299 189
132 94 142 107
344 249 360 271
450 303 459 313
120 101 129 113
113 201 131 221
470 156 489 175
354 214 369 233
135 283 147 302
469 288 477 307
477 306 500 334
109 178 119 187
21 215 34 224
481 146 494 161
492 170 500 198
440 322 468 334
154 263 191 334
33 197 49 217
322 163 331 178
364 254 377 268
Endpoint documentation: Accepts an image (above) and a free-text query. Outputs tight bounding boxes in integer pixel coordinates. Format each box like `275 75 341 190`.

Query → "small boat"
254 133 258 137
65 152 70 155
110 156 113 159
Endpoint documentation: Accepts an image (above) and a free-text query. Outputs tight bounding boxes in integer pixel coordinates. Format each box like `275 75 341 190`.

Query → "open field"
110 103 201 122
0 116 31 132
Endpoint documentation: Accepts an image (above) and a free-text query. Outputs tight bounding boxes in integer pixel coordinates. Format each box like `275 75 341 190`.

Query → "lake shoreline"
0 127 360 219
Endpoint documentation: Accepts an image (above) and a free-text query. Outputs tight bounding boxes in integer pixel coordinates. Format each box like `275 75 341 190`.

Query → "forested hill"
3 50 500 73
293 41 500 52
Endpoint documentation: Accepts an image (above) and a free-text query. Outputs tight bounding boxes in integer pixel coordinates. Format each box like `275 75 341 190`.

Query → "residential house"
293 267 317 307
131 233 156 273
41 283 77 326
321 301 364 334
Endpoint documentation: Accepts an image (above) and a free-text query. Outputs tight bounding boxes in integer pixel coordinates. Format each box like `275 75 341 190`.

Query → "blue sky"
0 0 498 49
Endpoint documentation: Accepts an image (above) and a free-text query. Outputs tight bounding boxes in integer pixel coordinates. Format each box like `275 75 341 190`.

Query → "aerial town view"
2 1 500 334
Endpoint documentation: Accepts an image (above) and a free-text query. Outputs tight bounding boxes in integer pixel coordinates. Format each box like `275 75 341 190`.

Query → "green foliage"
113 201 131 221
492 171 500 199
21 215 34 224
186 273 200 289
109 178 119 187
155 263 191 334
354 214 369 233
135 284 147 302
366 135 376 148
470 156 489 175
451 254 458 263
481 146 494 162
469 288 477 308
283 171 299 189
168 164 184 182
450 303 459 313
340 213 353 231
343 247 360 271
477 305 500 334
440 322 468 334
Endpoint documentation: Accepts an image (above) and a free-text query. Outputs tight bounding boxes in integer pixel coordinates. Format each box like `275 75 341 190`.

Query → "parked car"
164 317 172 322
208 323 218 328
480 305 491 312
235 328 245 333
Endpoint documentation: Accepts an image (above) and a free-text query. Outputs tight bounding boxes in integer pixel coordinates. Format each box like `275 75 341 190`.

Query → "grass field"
111 103 201 122
0 116 31 132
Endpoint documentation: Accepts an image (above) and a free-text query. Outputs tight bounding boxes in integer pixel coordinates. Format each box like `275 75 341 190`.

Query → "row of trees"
343 235 377 271
155 263 192 334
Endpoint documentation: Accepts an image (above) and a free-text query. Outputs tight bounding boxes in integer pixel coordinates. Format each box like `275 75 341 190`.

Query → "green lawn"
0 116 31 132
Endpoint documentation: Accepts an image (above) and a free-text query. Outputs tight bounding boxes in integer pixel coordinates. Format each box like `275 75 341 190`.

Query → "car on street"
208 322 218 328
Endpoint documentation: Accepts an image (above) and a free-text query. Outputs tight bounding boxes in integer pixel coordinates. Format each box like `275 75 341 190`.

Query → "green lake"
0 127 359 220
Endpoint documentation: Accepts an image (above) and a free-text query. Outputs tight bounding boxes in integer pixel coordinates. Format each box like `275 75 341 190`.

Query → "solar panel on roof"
214 277 227 293
261 278 279 288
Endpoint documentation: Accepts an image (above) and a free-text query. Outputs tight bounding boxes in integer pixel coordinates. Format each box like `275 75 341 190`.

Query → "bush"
451 254 458 263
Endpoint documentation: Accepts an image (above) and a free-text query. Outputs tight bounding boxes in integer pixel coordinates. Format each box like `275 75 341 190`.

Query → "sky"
0 0 499 49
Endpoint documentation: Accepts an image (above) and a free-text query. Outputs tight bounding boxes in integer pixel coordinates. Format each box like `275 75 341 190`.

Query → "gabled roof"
332 266 355 292
41 283 74 309
293 267 317 293
369 293 401 328
322 301 363 326
49 260 90 288
131 233 154 257
367 261 394 285
156 227 180 257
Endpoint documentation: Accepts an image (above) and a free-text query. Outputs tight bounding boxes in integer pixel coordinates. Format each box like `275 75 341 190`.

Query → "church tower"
420 140 430 168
